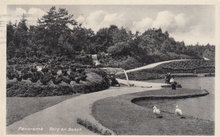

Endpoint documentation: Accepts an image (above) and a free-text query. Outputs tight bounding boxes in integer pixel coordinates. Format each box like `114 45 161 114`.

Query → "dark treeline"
7 6 215 69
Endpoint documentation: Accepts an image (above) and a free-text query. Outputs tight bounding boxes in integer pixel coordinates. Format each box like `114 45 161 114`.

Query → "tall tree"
7 21 16 59
14 14 28 47
7 21 15 45
37 6 77 52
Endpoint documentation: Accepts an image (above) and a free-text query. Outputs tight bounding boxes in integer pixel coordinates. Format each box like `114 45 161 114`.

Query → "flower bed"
7 68 110 97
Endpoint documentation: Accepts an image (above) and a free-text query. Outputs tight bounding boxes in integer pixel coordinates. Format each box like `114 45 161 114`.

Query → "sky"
7 5 215 45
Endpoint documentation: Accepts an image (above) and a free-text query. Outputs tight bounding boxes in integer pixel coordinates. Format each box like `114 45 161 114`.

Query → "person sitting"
170 76 176 90
165 72 171 84
109 74 120 87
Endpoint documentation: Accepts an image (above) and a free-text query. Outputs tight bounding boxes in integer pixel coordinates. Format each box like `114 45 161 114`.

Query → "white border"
0 0 219 137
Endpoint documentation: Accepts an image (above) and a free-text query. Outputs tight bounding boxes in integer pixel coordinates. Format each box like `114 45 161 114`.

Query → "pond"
136 77 215 121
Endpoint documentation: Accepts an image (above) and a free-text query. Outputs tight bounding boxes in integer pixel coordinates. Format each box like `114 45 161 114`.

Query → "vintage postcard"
0 0 219 136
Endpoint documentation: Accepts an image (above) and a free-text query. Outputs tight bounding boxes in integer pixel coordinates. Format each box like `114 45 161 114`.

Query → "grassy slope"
92 88 214 135
7 95 78 126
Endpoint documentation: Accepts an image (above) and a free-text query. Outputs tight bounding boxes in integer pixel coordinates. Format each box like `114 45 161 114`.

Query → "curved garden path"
7 87 160 134
7 59 186 135
125 59 189 73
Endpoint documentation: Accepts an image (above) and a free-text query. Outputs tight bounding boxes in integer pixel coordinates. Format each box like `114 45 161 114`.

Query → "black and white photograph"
0 0 219 136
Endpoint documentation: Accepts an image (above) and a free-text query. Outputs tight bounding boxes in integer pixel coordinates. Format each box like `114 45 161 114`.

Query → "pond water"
139 77 215 121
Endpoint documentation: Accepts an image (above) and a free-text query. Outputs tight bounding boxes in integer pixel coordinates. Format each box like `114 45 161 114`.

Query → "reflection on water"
144 77 215 121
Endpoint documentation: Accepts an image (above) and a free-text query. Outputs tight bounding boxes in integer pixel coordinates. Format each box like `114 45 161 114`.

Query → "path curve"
7 59 188 135
116 59 188 86
7 87 161 134
118 59 189 74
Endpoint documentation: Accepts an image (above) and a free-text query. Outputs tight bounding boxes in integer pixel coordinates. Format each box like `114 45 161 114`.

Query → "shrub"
62 76 71 84
70 66 76 72
88 68 108 78
52 75 62 85
31 67 37 73
21 68 29 74
42 67 49 73
30 77 38 83
30 72 41 83
7 72 14 80
7 68 18 80
21 69 30 80
40 72 53 85
24 88 41 97
77 118 113 135
51 69 58 75
62 69 68 76
22 73 29 80
15 65 23 71
7 82 13 88
7 67 111 97
69 72 77 81
27 72 33 79
37 71 44 78
80 74 87 81
75 77 80 83
16 75 22 81
107 42 129 56
58 86 74 95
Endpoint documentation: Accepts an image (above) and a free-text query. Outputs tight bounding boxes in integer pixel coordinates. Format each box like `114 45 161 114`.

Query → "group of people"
106 72 179 89
165 73 177 90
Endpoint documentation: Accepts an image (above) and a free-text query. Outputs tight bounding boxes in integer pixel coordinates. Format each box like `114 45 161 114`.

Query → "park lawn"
130 88 208 97
92 88 214 135
7 94 78 126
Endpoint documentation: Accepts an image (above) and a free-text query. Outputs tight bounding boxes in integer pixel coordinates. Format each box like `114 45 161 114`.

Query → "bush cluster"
140 59 215 74
7 63 88 85
161 60 214 70
7 65 110 97
7 82 76 97
8 54 93 66
77 118 113 135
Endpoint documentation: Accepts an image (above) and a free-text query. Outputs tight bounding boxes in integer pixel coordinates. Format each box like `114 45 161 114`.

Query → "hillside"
7 6 215 76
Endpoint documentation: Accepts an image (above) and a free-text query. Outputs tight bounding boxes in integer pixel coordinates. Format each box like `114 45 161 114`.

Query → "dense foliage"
7 6 215 70
7 66 110 97
6 7 215 96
